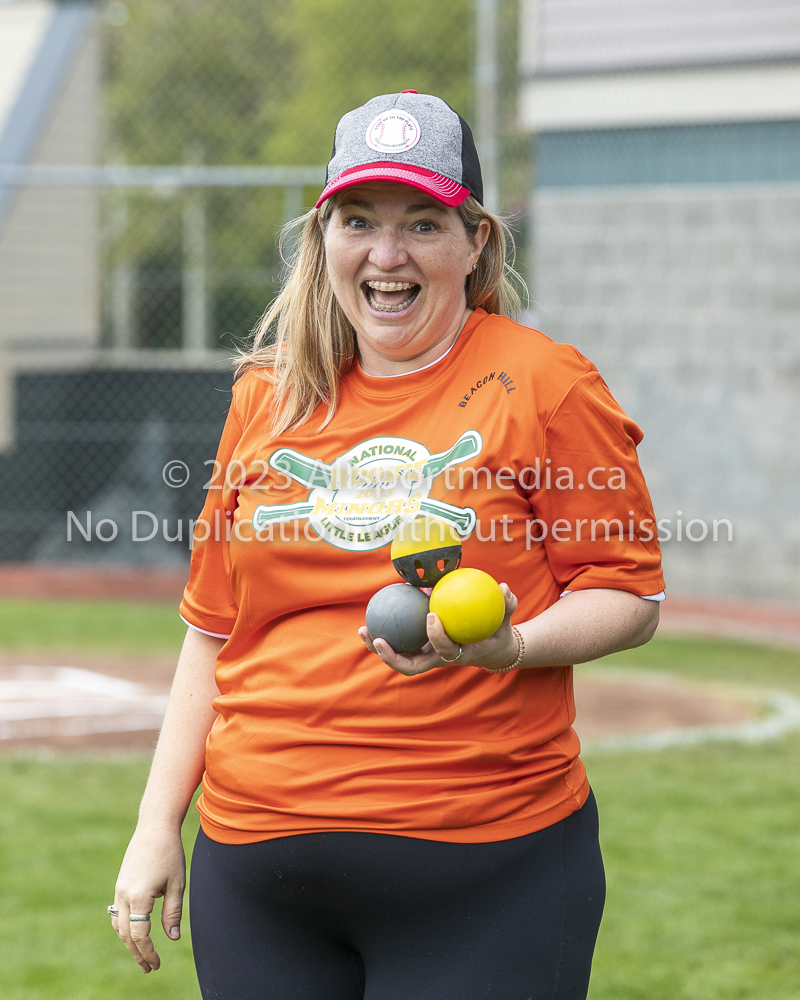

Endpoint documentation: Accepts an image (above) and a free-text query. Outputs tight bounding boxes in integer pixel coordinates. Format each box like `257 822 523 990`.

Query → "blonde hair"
237 194 524 436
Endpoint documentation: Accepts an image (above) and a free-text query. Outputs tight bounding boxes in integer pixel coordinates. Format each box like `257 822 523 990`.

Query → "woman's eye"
415 220 437 233
345 216 369 229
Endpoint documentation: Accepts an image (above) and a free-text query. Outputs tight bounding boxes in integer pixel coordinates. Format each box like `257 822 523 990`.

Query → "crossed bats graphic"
251 430 482 537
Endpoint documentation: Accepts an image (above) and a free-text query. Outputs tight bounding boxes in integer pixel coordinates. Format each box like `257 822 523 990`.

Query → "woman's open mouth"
363 280 420 314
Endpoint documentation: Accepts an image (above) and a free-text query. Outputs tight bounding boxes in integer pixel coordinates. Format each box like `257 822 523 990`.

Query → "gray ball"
365 584 430 655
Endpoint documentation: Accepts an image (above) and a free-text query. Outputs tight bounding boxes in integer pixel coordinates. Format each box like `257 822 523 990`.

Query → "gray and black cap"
316 90 483 208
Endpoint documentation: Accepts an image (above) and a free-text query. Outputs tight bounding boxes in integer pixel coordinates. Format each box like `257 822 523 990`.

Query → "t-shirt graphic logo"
252 431 481 552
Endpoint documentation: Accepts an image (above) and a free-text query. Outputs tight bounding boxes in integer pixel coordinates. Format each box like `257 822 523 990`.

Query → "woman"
111 92 664 999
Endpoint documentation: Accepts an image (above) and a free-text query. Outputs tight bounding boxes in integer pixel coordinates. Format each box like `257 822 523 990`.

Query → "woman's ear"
471 218 492 264
465 218 492 276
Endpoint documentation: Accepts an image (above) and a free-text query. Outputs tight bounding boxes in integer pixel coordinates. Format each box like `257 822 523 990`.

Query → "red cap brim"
315 162 471 208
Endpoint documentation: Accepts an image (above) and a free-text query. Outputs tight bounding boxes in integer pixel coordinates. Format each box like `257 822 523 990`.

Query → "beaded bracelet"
481 626 525 674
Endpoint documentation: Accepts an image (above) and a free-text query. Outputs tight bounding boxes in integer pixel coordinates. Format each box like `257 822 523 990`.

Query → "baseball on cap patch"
365 110 421 153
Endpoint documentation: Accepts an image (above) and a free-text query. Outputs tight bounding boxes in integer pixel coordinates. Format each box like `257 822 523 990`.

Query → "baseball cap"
315 90 483 209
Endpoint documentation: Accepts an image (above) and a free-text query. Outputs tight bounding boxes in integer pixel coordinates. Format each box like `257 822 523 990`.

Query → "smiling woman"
324 183 490 374
240 164 520 431
110 91 665 1000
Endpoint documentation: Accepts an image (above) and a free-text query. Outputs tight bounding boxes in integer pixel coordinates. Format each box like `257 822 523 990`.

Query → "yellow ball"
429 568 505 644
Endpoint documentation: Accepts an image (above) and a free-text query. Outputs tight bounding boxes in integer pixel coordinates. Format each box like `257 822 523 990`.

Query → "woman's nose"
368 229 408 271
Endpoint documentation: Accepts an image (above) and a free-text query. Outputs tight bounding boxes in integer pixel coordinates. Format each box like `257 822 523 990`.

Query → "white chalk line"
581 683 800 752
0 666 168 740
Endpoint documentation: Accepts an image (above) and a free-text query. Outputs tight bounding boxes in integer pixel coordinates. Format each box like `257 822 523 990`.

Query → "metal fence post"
283 185 303 224
475 0 499 213
0 341 13 452
182 189 208 351
109 194 135 348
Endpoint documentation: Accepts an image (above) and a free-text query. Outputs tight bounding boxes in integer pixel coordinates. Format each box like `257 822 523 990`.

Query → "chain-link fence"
0 0 531 565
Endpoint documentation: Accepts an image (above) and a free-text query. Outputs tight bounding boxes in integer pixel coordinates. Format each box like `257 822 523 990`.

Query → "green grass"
3 598 798 692
0 599 186 655
586 737 800 1000
2 738 798 1000
0 756 201 1000
594 632 800 693
2 610 800 999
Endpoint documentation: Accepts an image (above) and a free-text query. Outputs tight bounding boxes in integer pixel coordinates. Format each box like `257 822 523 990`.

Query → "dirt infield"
573 670 754 740
0 564 796 754
0 649 758 755
0 651 175 754
0 564 189 603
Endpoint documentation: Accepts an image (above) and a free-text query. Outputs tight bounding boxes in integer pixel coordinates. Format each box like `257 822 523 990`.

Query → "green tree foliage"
261 0 471 165
100 0 486 347
105 0 295 165
105 0 471 166
104 1 298 345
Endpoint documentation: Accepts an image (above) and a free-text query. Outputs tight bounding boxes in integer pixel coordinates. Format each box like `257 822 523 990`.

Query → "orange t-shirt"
180 309 664 845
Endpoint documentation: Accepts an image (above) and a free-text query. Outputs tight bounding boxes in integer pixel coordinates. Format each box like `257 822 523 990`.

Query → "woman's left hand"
358 584 519 676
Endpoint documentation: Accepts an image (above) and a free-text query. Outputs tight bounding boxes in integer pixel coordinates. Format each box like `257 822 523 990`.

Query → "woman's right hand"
110 822 186 973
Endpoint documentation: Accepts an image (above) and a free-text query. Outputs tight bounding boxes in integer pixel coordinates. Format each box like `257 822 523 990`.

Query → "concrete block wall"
533 182 800 600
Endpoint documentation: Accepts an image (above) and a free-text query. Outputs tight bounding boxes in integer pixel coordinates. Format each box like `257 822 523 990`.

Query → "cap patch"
365 110 421 154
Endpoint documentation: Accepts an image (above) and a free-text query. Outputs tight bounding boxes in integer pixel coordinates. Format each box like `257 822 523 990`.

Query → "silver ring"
440 645 462 662
107 905 118 917
129 914 151 922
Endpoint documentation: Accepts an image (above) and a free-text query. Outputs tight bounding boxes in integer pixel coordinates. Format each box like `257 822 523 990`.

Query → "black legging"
190 791 605 1000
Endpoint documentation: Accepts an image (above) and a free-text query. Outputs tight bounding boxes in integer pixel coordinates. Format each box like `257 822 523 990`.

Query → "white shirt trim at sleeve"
180 614 232 639
560 589 665 602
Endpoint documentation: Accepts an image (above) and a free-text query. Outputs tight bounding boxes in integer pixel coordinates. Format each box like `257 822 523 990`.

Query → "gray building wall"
523 1 800 600
534 180 800 600
0 4 99 352
521 0 800 75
